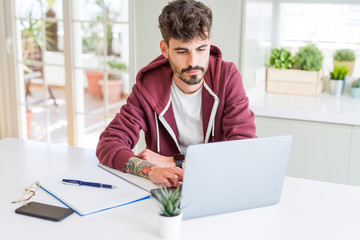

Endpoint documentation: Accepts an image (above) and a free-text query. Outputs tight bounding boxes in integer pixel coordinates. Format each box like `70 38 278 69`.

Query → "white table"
1 138 360 240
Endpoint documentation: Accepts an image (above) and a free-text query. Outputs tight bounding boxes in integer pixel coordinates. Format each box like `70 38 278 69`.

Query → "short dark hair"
158 0 212 45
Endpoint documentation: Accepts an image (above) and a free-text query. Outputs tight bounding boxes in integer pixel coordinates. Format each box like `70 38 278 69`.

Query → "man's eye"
198 48 206 52
177 51 186 54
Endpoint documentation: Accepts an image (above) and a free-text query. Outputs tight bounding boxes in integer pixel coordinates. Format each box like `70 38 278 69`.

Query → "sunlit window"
279 3 360 76
14 0 130 148
242 1 360 89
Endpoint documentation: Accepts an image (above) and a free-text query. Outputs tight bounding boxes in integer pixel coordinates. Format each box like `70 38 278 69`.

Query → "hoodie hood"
135 45 223 115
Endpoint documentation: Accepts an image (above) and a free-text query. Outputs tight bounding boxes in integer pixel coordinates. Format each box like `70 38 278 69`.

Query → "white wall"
133 0 243 76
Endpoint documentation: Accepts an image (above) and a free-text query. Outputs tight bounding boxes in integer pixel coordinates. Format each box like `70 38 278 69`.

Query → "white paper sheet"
40 166 150 216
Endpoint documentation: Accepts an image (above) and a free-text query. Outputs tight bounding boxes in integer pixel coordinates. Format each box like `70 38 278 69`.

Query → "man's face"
161 37 211 86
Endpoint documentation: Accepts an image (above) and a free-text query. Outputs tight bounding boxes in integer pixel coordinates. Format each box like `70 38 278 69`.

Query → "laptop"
151 135 293 220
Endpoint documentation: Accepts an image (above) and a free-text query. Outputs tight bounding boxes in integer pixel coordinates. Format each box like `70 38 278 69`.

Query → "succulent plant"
330 64 349 80
352 79 360 88
155 187 182 217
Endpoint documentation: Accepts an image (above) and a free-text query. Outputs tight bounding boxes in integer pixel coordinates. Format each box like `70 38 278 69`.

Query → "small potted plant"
333 49 356 76
155 187 182 239
99 60 127 102
268 48 293 69
329 63 349 96
292 44 323 72
266 44 324 96
350 78 360 98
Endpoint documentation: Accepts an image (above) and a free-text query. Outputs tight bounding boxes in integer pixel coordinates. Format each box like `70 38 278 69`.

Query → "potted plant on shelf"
268 48 293 69
99 60 127 102
155 187 182 239
266 44 324 96
333 49 356 76
329 63 349 96
292 44 323 72
350 78 360 98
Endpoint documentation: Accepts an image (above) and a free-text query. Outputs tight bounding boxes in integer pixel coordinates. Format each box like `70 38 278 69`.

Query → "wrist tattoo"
124 157 155 179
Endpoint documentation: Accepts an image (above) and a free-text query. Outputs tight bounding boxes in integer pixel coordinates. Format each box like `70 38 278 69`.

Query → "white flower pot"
158 212 182 239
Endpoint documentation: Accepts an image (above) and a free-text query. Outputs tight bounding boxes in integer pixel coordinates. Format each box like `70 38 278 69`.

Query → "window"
242 0 360 89
279 2 360 76
13 0 130 148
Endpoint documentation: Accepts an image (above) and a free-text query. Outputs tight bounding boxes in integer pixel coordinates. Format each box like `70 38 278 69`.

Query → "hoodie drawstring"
212 118 215 141
203 82 219 143
154 112 160 153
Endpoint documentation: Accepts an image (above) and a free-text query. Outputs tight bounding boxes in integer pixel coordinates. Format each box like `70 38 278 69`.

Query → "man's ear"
160 40 169 59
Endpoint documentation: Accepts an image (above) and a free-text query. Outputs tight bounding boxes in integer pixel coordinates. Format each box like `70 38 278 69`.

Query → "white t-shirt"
170 79 204 154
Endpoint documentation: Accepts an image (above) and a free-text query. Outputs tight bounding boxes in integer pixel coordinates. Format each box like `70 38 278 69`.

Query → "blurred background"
0 0 359 155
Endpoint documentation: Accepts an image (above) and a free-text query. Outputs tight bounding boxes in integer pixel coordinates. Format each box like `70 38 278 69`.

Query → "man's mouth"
182 66 204 74
186 69 200 74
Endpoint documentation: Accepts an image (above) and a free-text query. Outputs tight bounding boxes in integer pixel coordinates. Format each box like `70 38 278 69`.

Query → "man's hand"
124 156 183 187
148 166 183 188
138 149 175 168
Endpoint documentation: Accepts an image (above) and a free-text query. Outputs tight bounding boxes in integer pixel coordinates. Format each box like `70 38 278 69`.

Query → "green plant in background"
352 79 360 88
269 48 293 69
45 0 58 51
107 59 127 79
21 10 54 73
107 60 127 70
82 0 120 56
293 44 323 71
155 187 182 217
333 49 355 62
330 64 349 80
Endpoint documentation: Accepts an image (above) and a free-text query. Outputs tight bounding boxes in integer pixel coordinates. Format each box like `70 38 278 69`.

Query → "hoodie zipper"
158 96 182 153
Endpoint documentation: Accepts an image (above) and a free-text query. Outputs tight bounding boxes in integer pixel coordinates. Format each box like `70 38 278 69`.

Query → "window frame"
0 0 134 148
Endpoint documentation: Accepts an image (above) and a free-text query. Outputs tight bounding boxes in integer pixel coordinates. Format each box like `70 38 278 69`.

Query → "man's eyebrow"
173 44 209 51
197 44 208 49
173 47 188 51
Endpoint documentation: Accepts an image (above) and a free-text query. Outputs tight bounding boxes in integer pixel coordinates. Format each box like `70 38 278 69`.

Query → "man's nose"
187 51 197 67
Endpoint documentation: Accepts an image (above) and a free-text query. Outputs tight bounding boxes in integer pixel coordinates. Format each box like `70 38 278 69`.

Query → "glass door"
14 0 130 148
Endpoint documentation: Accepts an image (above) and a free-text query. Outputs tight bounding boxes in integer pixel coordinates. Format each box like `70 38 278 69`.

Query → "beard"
168 56 209 85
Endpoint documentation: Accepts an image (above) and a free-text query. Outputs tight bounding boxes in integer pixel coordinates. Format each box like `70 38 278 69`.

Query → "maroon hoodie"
96 45 256 171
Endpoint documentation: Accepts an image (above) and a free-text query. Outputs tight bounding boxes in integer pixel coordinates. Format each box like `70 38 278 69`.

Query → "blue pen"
62 179 116 189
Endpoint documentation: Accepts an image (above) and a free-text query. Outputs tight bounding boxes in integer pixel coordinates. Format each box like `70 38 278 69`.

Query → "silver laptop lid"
181 135 293 220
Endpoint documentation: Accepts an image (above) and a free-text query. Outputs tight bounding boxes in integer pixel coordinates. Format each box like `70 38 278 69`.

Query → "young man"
96 0 256 187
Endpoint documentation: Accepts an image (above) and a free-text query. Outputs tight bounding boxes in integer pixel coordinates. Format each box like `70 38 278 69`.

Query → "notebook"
40 166 150 216
153 135 293 220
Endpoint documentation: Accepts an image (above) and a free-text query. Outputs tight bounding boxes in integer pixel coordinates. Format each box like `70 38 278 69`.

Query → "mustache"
181 66 205 74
